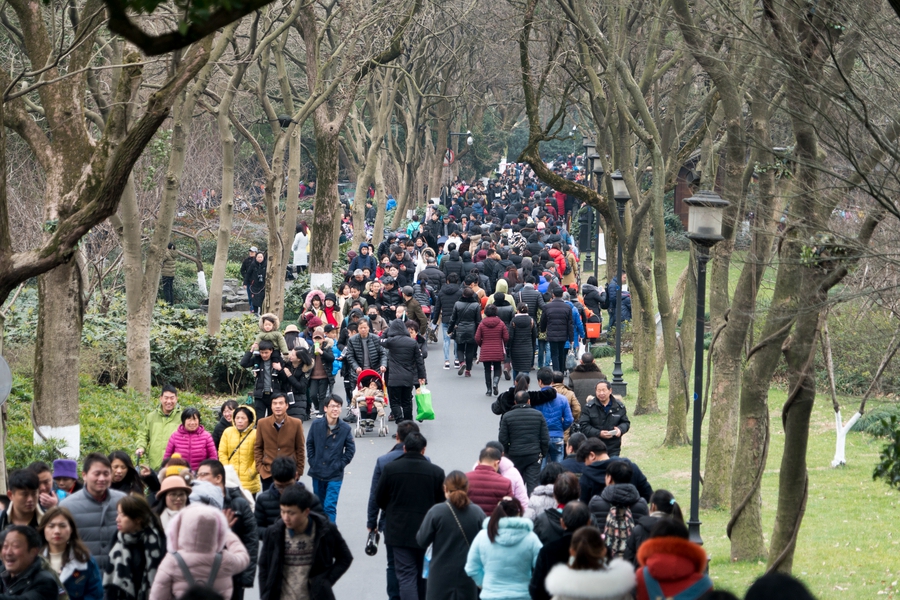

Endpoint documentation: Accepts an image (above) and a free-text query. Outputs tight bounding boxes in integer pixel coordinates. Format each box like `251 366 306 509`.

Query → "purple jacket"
164 424 218 471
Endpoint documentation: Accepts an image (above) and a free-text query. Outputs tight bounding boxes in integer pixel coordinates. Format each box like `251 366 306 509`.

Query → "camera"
365 531 380 556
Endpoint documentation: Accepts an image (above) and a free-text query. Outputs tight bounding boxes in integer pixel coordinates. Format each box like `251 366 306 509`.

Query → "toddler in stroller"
349 370 390 437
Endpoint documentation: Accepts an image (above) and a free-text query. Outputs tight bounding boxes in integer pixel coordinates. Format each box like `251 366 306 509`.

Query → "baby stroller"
352 369 390 438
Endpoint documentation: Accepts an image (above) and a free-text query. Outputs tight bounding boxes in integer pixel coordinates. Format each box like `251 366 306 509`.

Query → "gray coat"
60 488 127 570
416 501 485 600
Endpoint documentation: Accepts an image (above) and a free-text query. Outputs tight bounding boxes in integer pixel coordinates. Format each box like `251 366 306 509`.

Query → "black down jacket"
382 319 426 387
507 314 536 373
578 397 631 456
433 282 463 324
514 285 545 320
540 298 574 342
581 283 607 314
498 404 550 459
223 487 259 588
448 296 481 344
442 251 466 280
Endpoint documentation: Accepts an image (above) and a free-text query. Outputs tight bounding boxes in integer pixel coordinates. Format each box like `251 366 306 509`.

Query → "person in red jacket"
475 304 510 396
465 446 512 515
634 518 712 600
163 408 218 472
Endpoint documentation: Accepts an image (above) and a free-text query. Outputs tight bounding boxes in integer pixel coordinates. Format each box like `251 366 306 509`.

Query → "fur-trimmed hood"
637 536 708 580
304 289 326 309
544 559 636 600
258 312 280 331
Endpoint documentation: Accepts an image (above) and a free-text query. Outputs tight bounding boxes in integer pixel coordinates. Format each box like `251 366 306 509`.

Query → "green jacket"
138 404 181 470
160 248 178 278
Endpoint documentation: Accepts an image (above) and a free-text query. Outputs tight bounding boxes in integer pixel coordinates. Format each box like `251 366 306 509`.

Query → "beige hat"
312 326 325 339
284 324 300 334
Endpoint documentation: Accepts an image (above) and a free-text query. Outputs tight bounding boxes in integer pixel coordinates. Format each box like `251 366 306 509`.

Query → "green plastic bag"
415 386 435 421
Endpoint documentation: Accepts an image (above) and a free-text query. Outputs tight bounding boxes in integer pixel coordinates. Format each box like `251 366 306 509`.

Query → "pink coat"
163 425 218 471
475 316 509 363
149 504 250 600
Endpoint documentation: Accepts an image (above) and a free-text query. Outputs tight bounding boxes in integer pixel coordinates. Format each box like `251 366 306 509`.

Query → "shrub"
873 416 900 491
851 405 900 437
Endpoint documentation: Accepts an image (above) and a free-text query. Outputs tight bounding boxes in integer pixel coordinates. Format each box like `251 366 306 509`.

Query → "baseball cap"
250 246 258 252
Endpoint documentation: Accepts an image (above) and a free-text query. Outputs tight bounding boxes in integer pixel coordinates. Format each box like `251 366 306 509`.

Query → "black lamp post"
684 189 730 546
608 170 629 397
591 158 604 283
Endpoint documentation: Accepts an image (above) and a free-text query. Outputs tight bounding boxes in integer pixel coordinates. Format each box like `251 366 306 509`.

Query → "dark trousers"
254 393 273 419
457 341 477 370
162 276 174 305
509 454 541 495
309 378 329 412
483 361 501 388
392 545 426 600
388 386 414 422
386 543 401 600
261 476 273 491
230 581 244 600
549 340 568 373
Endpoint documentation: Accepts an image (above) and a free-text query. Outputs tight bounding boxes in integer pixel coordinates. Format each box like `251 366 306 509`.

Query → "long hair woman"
104 495 166 600
109 451 145 496
465 497 543 600
416 471 486 600
39 507 104 600
544 526 636 600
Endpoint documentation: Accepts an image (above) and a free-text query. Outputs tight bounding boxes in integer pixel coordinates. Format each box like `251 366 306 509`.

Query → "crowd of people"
1 164 814 600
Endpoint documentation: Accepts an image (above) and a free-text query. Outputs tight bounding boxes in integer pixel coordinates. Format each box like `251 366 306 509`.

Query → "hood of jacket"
637 536 708 581
530 484 554 500
358 242 370 254
600 482 640 506
495 279 509 294
386 319 409 338
447 250 461 262
305 289 326 307
440 283 461 297
167 504 229 553
482 516 534 546
462 251 473 262
582 283 600 295
258 312 280 330
544 559 635 599
497 456 517 477
521 257 534 272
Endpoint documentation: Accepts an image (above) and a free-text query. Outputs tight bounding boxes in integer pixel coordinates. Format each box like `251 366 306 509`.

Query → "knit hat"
189 480 224 510
306 316 323 330
53 459 78 480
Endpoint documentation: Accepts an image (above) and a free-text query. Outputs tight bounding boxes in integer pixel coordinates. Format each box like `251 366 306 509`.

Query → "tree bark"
308 113 342 290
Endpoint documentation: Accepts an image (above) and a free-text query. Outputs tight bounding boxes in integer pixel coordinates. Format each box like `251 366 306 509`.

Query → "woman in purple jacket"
163 408 218 472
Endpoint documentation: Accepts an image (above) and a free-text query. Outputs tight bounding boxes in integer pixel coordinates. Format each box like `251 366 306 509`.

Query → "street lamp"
591 158 604 282
684 189 729 546
609 170 629 398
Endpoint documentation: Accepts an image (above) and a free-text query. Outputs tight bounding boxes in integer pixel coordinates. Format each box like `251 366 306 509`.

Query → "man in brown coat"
552 371 582 444
401 286 429 334
566 354 606 408
254 393 306 490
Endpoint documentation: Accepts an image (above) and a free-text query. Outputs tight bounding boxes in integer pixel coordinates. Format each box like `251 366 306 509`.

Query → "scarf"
104 526 165 600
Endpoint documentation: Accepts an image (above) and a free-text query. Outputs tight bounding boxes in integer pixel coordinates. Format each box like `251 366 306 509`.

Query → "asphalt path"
245 331 511 600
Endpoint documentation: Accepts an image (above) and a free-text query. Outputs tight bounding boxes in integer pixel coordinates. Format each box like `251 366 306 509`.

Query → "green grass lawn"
590 352 899 598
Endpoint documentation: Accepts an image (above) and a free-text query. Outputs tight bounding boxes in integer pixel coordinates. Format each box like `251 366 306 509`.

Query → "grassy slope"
592 250 898 598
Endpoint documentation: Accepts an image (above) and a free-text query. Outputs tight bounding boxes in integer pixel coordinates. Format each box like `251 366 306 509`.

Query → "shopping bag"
415 386 435 421
565 349 577 370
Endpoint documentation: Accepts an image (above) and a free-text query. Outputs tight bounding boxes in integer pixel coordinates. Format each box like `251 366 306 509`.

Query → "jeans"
537 340 551 368
385 544 401 600
441 323 457 361
392 546 426 600
457 342 477 371
312 479 343 522
388 386 414 422
509 454 541 496
549 340 568 372
542 436 564 468
483 361 501 389
162 276 174 305
308 378 329 412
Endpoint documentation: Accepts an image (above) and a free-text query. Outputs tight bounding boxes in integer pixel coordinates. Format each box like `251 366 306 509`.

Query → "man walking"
306 396 356 522
465 447 513 514
254 394 306 490
577 380 630 457
540 287 574 373
534 368 573 466
375 433 445 600
345 319 387 376
136 384 181 470
498 391 550 495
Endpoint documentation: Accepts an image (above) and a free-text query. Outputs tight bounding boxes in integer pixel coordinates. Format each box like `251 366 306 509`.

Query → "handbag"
565 348 577 370
445 501 470 547
415 386 435 421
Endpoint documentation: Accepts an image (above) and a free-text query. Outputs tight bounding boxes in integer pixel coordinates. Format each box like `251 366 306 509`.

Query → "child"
254 313 290 354
325 324 343 395
350 377 385 427
258 486 352 600
52 459 81 501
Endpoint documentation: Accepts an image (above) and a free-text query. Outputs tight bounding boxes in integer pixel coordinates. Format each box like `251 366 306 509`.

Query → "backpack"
172 551 222 590
598 289 609 310
604 505 634 559
641 569 713 600
562 258 572 276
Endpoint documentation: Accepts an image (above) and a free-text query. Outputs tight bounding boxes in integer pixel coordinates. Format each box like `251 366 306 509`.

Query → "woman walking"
416 471 486 600
152 475 192 529
292 222 309 274
39 507 104 600
465 497 543 600
507 303 536 379
105 496 166 600
448 287 482 377
476 304 509 396
544 526 635 600
218 406 261 495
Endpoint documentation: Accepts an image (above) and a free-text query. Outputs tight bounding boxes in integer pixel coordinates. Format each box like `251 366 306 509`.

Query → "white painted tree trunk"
831 410 861 467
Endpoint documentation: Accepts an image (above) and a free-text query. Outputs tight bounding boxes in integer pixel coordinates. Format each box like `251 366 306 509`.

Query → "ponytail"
444 471 471 510
649 489 684 523
569 526 607 570
487 497 523 543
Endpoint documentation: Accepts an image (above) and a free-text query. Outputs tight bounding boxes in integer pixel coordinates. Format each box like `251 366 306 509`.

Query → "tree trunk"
308 113 342 291
372 154 388 248
33 259 83 457
628 220 658 414
662 262 690 445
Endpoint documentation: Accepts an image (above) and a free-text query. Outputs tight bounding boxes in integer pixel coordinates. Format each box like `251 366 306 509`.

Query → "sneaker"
464 370 471 377
444 361 451 370
458 364 466 376
454 360 460 368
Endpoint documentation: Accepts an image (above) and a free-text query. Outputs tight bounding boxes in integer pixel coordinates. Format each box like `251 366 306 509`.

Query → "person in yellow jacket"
218 406 261 494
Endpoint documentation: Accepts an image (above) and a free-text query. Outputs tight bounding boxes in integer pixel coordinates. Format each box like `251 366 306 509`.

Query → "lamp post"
591 158 604 283
684 189 730 546
608 170 629 397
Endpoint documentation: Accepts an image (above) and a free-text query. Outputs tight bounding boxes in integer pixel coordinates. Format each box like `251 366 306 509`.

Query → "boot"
503 366 511 381
485 386 493 396
492 376 500 396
